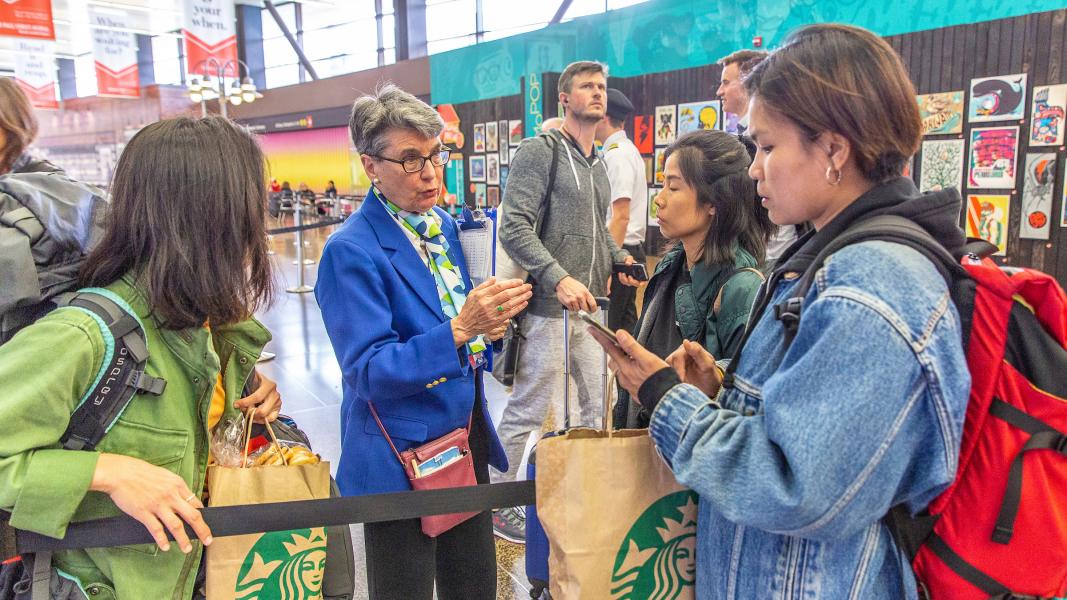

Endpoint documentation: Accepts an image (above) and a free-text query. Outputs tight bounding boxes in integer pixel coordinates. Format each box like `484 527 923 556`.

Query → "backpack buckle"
774 298 804 333
127 371 167 396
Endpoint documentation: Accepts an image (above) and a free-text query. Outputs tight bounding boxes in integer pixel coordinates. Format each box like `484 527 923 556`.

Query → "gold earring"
825 166 842 186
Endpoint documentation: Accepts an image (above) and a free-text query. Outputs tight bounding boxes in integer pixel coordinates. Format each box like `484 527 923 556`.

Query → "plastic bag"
211 414 248 468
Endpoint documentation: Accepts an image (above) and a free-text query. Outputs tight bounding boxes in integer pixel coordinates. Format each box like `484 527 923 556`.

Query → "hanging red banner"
182 0 237 74
0 0 55 40
90 7 139 98
15 40 57 109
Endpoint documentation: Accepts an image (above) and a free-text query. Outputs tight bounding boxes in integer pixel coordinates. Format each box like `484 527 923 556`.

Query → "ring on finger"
496 305 505 313
184 493 198 503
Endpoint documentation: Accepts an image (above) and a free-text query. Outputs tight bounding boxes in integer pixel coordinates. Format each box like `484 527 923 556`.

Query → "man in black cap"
596 88 647 334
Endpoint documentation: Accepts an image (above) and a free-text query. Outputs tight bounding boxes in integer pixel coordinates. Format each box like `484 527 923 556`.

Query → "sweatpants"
491 311 606 483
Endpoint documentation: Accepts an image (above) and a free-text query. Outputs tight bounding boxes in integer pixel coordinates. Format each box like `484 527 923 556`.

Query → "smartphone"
578 310 621 349
613 262 649 281
415 446 465 478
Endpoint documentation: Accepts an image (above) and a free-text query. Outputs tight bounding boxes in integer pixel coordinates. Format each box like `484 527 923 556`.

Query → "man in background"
595 88 647 334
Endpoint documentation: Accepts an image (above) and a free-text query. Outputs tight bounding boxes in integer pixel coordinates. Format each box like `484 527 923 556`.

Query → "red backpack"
764 215 1067 599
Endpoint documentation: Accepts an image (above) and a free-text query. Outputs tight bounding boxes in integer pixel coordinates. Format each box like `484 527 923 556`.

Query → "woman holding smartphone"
614 129 766 428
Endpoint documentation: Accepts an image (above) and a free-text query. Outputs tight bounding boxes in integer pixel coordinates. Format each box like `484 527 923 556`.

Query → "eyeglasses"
370 149 451 173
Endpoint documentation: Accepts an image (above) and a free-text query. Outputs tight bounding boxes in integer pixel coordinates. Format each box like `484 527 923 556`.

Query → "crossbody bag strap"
367 402 405 466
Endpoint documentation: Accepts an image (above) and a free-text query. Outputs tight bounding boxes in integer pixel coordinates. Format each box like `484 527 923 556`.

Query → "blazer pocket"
364 412 429 443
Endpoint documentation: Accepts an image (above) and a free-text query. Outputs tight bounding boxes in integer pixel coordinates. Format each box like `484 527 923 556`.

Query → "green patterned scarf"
377 189 487 365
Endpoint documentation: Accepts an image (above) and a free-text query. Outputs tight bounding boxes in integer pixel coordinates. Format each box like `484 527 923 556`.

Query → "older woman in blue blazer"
316 84 531 600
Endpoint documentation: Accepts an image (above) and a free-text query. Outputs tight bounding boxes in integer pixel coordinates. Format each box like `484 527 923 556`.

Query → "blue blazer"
316 196 508 496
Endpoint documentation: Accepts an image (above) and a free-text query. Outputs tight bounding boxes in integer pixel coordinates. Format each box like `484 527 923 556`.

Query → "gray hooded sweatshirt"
499 128 629 317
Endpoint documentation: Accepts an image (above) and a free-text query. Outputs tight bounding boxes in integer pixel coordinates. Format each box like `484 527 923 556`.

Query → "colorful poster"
473 124 485 152
677 101 720 136
182 0 237 74
487 186 500 207
486 121 498 152
499 165 509 191
1030 84 1067 147
469 155 485 182
919 139 964 193
0 0 54 40
509 120 523 146
654 148 667 185
634 115 653 154
917 91 964 135
89 7 140 98
499 145 509 166
444 152 465 207
966 194 1011 255
968 126 1018 190
647 187 659 226
654 105 676 146
1020 153 1056 239
473 183 487 207
969 74 1027 123
437 104 464 149
14 40 57 110
486 153 499 185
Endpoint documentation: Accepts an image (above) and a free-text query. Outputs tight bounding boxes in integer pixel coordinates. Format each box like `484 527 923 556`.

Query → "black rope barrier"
16 480 535 553
267 217 344 235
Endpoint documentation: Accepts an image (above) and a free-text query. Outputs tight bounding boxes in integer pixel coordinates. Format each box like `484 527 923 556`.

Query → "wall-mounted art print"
486 153 499 185
723 111 742 134
648 187 659 226
966 194 1011 255
499 145 509 166
1030 84 1067 147
643 155 654 184
634 115 653 154
485 121 498 152
509 120 523 146
499 165 509 191
473 183 487 207
917 91 964 135
969 74 1027 123
677 101 720 136
654 148 667 185
1020 153 1056 239
968 126 1018 190
473 124 485 152
919 139 964 193
655 105 676 146
498 120 508 147
469 154 486 182
487 186 500 207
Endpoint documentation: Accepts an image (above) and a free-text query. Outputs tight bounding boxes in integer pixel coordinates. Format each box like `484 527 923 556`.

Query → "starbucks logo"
610 491 698 600
235 528 328 600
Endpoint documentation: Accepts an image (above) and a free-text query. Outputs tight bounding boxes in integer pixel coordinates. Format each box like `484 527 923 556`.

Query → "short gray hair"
349 83 444 156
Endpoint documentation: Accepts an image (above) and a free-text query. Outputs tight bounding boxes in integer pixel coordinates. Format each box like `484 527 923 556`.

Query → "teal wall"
429 0 1067 105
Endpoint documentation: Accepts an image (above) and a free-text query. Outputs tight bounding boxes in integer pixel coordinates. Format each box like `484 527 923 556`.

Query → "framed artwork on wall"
968 74 1027 123
654 105 676 146
919 139 964 193
1019 153 1056 239
917 91 964 135
473 124 485 152
967 126 1018 190
486 121 498 152
1030 84 1067 146
486 153 499 185
965 194 1011 255
469 155 486 182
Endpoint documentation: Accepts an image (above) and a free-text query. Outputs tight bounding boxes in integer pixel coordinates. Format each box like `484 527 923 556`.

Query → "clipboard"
457 207 493 284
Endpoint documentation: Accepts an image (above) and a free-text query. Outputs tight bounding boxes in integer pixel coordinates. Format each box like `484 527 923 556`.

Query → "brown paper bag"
537 427 698 599
205 423 332 600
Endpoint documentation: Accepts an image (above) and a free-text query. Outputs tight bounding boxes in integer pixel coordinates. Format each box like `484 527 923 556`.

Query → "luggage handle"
561 297 610 430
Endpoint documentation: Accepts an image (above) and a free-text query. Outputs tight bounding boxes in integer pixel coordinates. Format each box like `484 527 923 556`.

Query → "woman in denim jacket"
595 24 971 599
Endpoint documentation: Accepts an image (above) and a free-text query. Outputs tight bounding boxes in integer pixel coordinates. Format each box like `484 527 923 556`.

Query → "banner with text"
0 0 55 40
182 0 236 75
90 7 139 98
15 40 57 109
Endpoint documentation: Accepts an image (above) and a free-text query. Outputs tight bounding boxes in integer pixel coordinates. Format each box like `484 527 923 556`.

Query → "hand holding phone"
613 262 648 282
578 310 621 349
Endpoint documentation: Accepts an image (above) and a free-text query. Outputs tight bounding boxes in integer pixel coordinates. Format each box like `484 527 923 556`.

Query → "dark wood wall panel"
451 9 1067 284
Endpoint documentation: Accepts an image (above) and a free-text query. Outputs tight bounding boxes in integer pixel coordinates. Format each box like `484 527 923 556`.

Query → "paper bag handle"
240 408 289 468
603 373 618 436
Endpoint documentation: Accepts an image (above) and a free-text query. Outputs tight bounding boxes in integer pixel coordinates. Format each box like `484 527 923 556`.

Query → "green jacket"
0 275 270 599
651 243 763 360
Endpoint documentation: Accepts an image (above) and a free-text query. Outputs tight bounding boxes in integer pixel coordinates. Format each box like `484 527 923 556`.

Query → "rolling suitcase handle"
561 297 610 430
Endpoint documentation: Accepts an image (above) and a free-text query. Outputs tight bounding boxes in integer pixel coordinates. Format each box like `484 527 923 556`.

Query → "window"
152 36 183 85
74 54 98 97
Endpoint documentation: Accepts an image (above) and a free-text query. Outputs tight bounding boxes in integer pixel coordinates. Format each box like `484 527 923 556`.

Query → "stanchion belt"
267 217 344 235
16 480 534 553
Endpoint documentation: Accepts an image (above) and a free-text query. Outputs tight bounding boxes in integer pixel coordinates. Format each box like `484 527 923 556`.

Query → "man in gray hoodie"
492 60 639 542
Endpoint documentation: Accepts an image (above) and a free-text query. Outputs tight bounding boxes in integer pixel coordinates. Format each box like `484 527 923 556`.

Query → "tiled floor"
256 217 533 600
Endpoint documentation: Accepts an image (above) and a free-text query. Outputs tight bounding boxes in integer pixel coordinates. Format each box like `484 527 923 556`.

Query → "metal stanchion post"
286 202 315 294
291 201 315 266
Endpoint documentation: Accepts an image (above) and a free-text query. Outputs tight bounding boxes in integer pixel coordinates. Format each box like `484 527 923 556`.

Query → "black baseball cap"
606 88 634 121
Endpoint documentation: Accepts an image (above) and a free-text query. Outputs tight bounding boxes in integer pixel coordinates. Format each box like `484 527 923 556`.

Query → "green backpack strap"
58 289 166 451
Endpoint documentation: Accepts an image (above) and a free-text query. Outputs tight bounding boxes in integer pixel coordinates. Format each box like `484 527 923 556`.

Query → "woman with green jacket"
615 130 766 428
0 116 280 599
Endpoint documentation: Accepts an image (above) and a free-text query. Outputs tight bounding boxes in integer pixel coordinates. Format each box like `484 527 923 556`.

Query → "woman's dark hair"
743 23 920 182
81 116 273 329
664 130 766 265
737 135 778 253
0 78 39 174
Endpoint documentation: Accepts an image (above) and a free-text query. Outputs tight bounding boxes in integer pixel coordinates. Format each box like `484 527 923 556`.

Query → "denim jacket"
647 180 971 599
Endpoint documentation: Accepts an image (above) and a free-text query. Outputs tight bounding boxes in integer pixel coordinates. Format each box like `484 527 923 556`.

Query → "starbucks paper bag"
205 461 332 600
537 429 698 599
